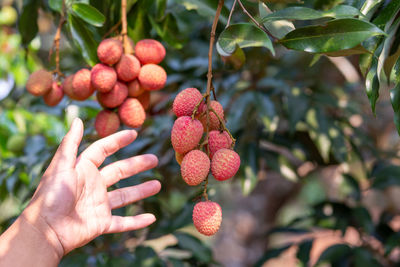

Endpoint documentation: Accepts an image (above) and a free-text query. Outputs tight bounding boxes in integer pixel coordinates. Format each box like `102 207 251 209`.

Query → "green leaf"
279 18 385 53
365 43 383 114
67 14 98 66
217 23 275 56
127 0 152 42
148 13 185 49
371 0 400 30
259 2 294 39
218 45 246 70
360 0 384 17
175 0 229 24
297 240 313 266
317 244 352 264
322 44 370 57
390 83 400 135
18 0 39 46
49 0 63 12
261 5 362 22
174 232 212 263
71 3 105 27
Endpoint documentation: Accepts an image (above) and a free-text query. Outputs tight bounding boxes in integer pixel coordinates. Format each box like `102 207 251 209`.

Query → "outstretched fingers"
105 214 156 234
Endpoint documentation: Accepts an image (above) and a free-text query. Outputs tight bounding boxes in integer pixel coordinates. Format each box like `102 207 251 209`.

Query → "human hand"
21 118 161 258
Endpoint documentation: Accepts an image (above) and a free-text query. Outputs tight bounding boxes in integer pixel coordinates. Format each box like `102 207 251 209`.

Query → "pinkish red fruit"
127 79 145 97
91 63 117 92
71 69 95 101
95 110 120 138
211 148 240 181
43 82 64 106
137 91 150 110
173 88 203 117
135 39 166 64
193 201 222 236
97 38 123 65
181 150 210 186
62 75 75 99
118 98 146 128
207 131 232 158
198 100 224 131
115 54 141 82
171 116 203 154
97 81 128 108
26 69 52 96
138 64 167 91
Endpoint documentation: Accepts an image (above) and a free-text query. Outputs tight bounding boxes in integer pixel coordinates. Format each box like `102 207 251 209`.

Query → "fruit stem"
49 0 66 80
191 93 209 120
226 0 237 29
209 107 236 147
103 20 122 39
202 177 209 201
121 0 129 53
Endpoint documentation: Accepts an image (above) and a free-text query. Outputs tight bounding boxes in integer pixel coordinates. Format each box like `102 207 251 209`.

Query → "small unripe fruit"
208 130 232 158
181 150 210 186
135 39 166 64
6 134 26 153
173 88 203 117
127 79 145 97
91 64 117 92
211 148 240 181
26 69 52 96
97 38 123 65
137 91 150 110
193 201 222 236
171 116 203 154
95 110 120 138
118 98 146 128
115 54 141 82
138 64 167 91
43 82 64 106
71 69 95 101
198 100 224 131
62 75 75 98
175 151 185 165
97 81 128 108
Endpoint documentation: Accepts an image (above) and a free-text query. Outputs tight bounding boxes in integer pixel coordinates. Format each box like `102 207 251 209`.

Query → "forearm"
0 213 63 267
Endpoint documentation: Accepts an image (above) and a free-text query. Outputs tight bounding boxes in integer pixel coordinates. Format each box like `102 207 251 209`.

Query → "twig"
49 1 66 80
191 93 209 120
226 0 237 29
237 0 278 41
121 0 129 53
102 20 122 39
210 107 236 147
211 82 217 101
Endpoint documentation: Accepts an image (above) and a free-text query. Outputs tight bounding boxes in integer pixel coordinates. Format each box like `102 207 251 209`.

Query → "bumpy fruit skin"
137 91 150 110
181 150 210 186
138 64 167 91
62 75 75 98
97 81 128 108
211 148 240 181
171 116 203 154
198 100 224 131
95 110 120 138
26 69 52 96
97 38 123 65
127 79 145 97
135 39 166 64
115 54 141 82
175 151 185 165
208 131 232 158
71 69 95 100
193 201 222 236
173 88 203 117
91 63 117 92
118 98 146 128
43 82 64 106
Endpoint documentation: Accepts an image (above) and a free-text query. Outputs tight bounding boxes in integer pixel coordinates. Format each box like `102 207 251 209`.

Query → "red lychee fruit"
198 100 224 131
71 69 95 101
95 110 120 138
118 98 146 128
97 81 128 108
173 88 203 117
138 64 167 91
211 148 240 181
26 69 52 96
171 116 203 154
175 151 185 165
91 63 117 93
207 130 232 158
115 54 141 82
97 38 123 65
134 39 166 64
127 79 145 97
43 82 64 106
137 91 150 110
181 150 210 186
193 201 222 236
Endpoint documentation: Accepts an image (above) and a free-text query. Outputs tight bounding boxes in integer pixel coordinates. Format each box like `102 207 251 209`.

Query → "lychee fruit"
91 63 117 92
175 151 185 165
192 201 222 236
207 130 232 158
71 69 95 101
118 98 146 128
43 82 64 106
198 100 224 131
171 116 203 154
127 79 145 97
181 150 210 186
95 110 120 138
173 88 203 117
97 38 123 65
62 75 75 98
138 64 167 91
134 39 166 64
137 91 150 110
26 69 52 96
211 148 240 181
97 81 128 108
115 54 141 82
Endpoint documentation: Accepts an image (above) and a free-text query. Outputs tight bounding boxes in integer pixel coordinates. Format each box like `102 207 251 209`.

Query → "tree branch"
121 0 129 53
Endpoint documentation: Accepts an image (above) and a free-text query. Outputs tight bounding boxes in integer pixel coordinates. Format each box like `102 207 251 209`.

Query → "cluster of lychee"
171 88 241 236
26 38 167 137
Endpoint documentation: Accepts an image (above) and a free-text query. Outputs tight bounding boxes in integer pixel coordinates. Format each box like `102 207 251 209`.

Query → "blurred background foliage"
1 0 400 266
